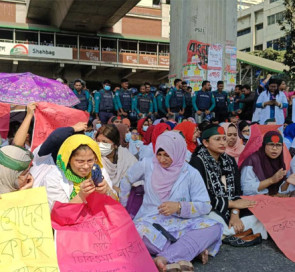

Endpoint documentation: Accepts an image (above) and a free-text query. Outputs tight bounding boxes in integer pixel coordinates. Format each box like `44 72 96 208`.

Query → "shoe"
223 229 253 244
229 233 262 247
177 260 194 271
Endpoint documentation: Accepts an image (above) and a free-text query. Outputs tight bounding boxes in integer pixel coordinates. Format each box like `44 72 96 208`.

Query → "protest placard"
51 193 158 272
0 187 59 271
31 102 89 151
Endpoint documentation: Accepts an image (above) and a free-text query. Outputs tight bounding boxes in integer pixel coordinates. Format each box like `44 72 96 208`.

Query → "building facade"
237 0 286 52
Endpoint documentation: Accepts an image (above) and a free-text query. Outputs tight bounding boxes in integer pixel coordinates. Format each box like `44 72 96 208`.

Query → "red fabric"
0 103 10 139
31 102 89 151
242 195 295 262
152 123 171 152
137 117 147 137
174 121 197 153
51 193 157 272
238 124 291 171
143 125 155 145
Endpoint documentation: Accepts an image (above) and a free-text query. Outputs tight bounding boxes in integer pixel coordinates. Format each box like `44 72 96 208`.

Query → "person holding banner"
240 131 295 197
190 125 267 246
120 131 223 271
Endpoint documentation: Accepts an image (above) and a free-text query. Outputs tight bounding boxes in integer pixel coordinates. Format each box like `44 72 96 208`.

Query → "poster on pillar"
207 44 223 70
226 72 236 91
182 63 205 80
186 40 210 70
189 78 203 92
207 70 222 91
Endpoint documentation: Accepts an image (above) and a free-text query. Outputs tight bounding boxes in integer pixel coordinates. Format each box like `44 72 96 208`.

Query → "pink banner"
51 194 157 272
31 102 89 151
243 195 295 262
0 102 10 139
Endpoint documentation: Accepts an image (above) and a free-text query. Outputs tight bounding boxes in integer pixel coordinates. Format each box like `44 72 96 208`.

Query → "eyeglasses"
266 143 283 149
132 132 139 135
242 129 250 133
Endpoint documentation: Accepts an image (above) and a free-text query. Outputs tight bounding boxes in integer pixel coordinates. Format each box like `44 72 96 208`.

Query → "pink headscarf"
151 131 187 201
221 123 245 163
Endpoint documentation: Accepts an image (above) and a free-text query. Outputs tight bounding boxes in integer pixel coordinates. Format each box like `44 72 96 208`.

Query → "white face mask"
98 142 114 156
243 134 250 140
142 125 149 132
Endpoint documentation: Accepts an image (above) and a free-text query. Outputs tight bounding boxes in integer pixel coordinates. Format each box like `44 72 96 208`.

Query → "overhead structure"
26 0 141 33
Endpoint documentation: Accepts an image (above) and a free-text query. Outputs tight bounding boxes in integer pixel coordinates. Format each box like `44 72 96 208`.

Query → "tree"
249 48 285 63
279 0 295 79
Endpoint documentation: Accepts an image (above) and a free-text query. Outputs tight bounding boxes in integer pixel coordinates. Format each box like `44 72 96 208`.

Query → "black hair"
202 80 210 87
74 79 82 85
198 120 211 132
187 86 192 91
121 78 129 83
144 82 151 86
217 81 224 85
174 78 182 86
242 84 251 90
268 78 278 86
97 124 120 147
87 120 93 127
238 120 249 132
235 84 243 90
156 148 164 154
103 79 111 85
182 81 188 85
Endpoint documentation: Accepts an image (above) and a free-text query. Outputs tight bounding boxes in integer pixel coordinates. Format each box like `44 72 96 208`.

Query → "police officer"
165 78 186 121
115 78 133 118
134 85 153 118
94 79 116 124
192 80 215 124
212 81 229 123
156 84 168 118
145 82 158 116
73 79 92 113
182 81 193 118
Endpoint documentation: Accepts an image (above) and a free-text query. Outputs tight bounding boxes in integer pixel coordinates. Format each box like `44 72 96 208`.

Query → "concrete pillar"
170 0 237 87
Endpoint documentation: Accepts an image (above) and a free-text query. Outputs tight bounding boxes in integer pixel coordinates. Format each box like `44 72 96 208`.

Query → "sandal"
166 263 181 272
178 260 194 271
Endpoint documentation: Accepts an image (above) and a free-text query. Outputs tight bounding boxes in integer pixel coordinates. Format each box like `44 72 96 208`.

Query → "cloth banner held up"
0 187 59 271
0 102 10 139
51 193 158 272
31 102 89 151
243 195 295 262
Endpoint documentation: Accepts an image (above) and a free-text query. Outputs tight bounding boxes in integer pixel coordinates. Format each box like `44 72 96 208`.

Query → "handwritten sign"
51 193 157 272
207 69 222 90
242 195 295 262
0 102 10 139
208 44 223 69
31 102 89 151
0 187 59 271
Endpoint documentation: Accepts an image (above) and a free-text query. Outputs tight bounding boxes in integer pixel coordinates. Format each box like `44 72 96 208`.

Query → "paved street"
193 239 295 271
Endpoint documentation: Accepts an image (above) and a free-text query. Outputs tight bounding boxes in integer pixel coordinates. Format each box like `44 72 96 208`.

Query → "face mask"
142 126 148 132
85 131 94 138
243 134 250 140
125 132 131 142
98 142 114 156
104 85 111 91
95 123 102 130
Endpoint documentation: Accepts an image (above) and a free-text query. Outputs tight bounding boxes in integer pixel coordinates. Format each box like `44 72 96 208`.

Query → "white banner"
208 44 223 69
0 42 72 60
207 69 222 90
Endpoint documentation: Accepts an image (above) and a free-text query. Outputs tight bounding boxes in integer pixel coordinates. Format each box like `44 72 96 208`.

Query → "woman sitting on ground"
240 131 295 196
238 120 250 145
41 133 117 210
96 124 138 192
221 123 245 163
120 131 223 272
190 124 267 245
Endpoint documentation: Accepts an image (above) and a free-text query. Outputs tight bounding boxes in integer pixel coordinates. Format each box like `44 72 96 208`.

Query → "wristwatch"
231 209 239 215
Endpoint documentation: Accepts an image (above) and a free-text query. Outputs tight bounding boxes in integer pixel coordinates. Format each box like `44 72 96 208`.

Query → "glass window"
254 44 263 50
276 11 284 23
0 29 13 41
267 15 275 25
255 23 263 31
237 28 251 37
267 40 273 48
270 0 279 3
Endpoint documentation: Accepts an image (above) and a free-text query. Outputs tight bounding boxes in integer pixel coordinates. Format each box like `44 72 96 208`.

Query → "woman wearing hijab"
241 131 295 196
120 131 222 271
107 116 122 125
41 134 116 210
137 117 149 138
96 124 138 192
143 125 155 145
238 120 250 145
221 123 245 163
139 123 171 161
0 145 34 194
190 125 267 246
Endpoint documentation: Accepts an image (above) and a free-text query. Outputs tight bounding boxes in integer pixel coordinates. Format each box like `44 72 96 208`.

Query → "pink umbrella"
0 72 80 107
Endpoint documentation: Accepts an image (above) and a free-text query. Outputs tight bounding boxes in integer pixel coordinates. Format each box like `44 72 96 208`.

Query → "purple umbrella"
0 72 80 107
